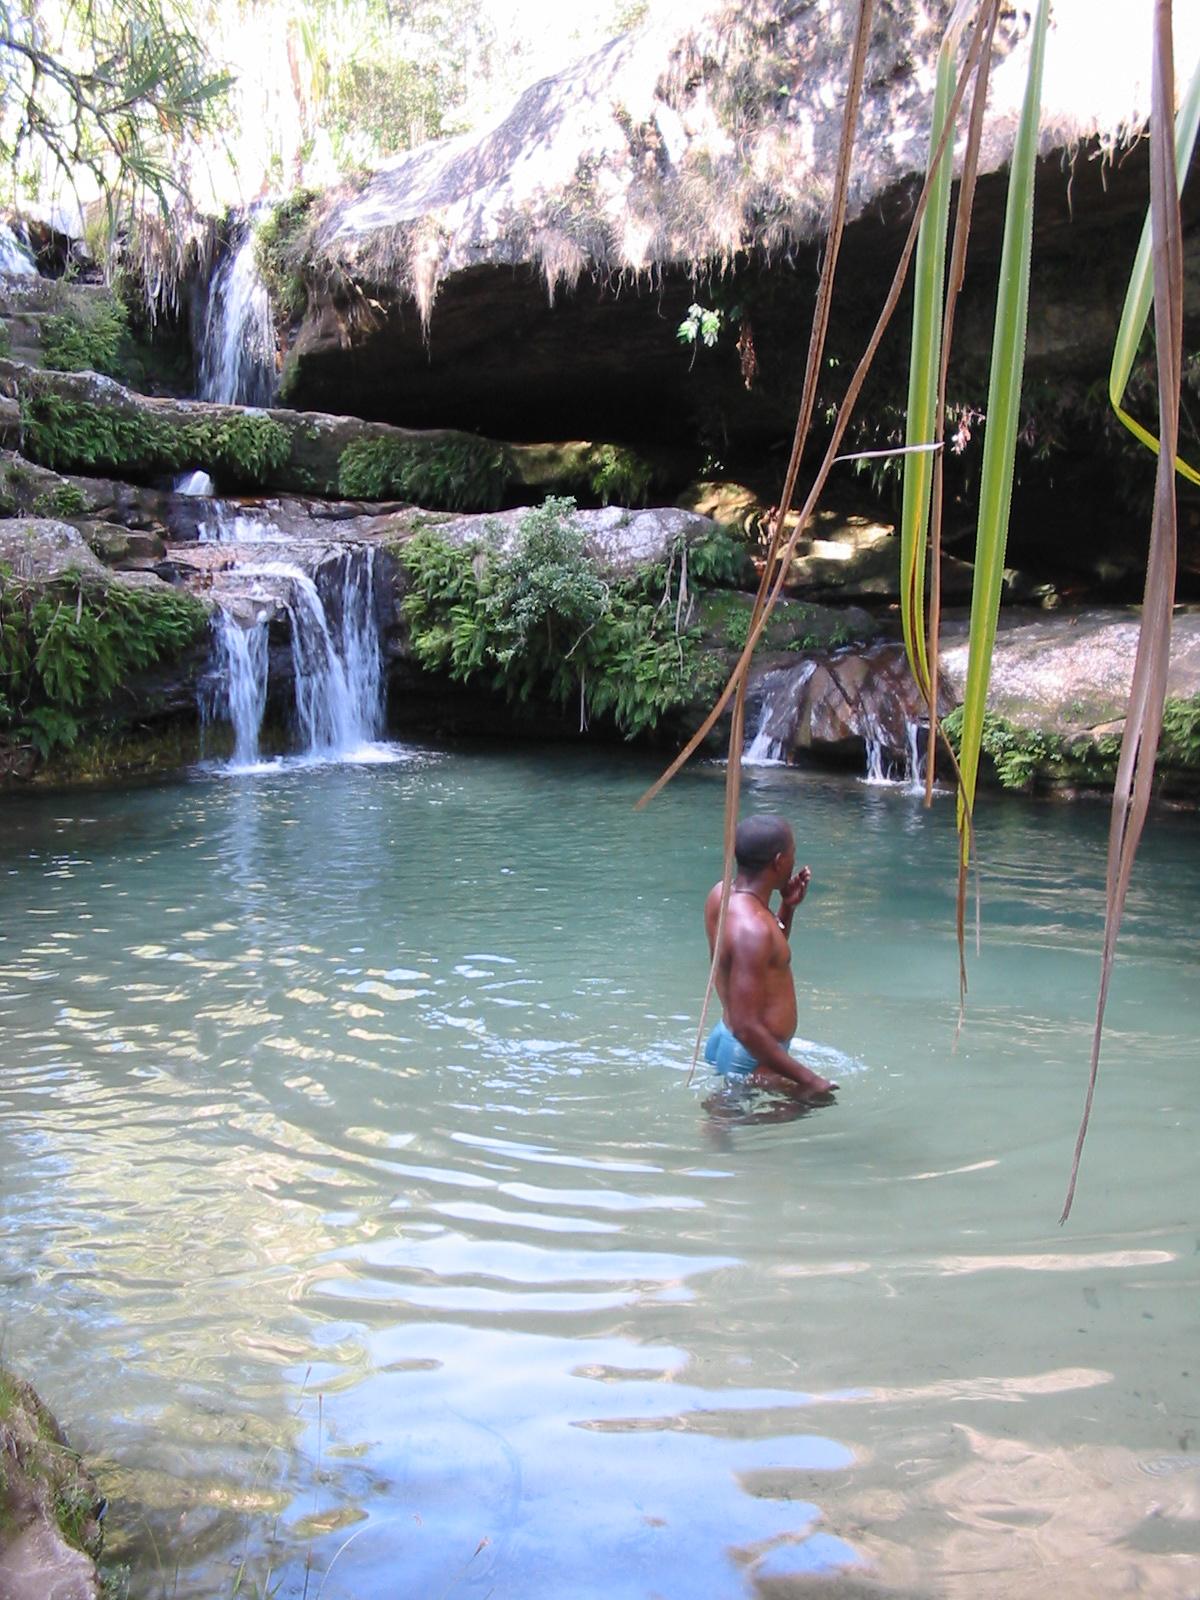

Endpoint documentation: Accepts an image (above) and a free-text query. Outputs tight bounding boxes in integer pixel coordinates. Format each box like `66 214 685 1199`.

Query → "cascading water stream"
261 553 383 756
742 662 817 767
202 609 270 767
0 221 36 276
195 216 276 407
205 546 385 765
743 655 929 786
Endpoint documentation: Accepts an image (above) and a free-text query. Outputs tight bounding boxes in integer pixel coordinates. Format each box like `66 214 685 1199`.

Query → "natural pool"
0 746 1196 1599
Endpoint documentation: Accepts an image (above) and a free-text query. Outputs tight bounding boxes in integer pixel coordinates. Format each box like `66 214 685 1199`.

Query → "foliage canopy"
0 0 232 236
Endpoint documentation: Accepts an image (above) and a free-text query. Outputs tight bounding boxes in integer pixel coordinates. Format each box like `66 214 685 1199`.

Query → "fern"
0 566 207 758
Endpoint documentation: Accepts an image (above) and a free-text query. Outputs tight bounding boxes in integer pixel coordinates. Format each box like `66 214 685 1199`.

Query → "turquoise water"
0 747 1196 1598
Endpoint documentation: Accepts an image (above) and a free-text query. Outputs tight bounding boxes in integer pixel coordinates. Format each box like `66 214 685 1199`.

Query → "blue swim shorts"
704 1018 793 1078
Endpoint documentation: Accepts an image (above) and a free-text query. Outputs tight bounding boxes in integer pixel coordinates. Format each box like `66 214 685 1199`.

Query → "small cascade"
203 609 270 767
279 551 383 755
742 662 816 767
862 717 925 788
195 502 292 544
175 470 214 496
205 546 385 765
739 647 940 788
743 702 785 766
195 217 276 407
0 221 36 276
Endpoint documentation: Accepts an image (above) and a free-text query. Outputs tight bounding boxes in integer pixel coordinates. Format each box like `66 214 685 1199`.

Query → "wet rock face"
0 1366 103 1600
749 643 952 764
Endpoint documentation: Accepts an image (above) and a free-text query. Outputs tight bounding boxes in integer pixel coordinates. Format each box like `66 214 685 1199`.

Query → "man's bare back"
703 815 835 1099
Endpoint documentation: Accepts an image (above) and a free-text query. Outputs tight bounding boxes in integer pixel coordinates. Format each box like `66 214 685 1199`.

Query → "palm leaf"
1062 0 1185 1222
899 0 974 702
953 0 1050 870
1107 52 1200 484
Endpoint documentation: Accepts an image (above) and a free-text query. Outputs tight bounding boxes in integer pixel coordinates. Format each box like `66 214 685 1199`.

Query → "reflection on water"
0 748 1197 1597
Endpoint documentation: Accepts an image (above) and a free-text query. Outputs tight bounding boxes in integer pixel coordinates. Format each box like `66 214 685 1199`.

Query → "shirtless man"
703 813 836 1098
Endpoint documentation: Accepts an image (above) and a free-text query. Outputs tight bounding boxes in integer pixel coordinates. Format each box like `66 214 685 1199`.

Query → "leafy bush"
34 482 89 518
941 709 1124 792
338 433 513 509
0 567 207 758
687 525 749 587
401 496 708 737
40 298 129 376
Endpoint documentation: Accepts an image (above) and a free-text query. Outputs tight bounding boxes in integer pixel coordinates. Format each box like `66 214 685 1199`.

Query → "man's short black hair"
734 813 793 870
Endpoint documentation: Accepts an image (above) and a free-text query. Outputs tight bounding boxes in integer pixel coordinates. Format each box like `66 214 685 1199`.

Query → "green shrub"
41 298 129 377
33 482 89 518
0 566 207 758
941 709 1125 792
401 495 706 737
1160 694 1200 767
338 433 513 510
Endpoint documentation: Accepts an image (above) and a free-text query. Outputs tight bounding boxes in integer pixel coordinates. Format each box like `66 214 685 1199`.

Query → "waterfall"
743 703 785 766
176 470 214 496
203 610 270 768
742 662 816 767
209 547 384 763
195 218 276 407
0 221 36 276
863 718 925 788
282 550 384 756
195 502 291 544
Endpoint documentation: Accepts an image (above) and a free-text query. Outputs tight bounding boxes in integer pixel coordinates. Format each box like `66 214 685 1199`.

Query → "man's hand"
780 864 811 912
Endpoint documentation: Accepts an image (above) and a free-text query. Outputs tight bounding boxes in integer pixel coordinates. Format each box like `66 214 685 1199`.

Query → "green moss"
941 708 1115 790
19 388 289 488
695 589 855 654
254 189 318 321
338 433 514 510
40 298 129 377
0 320 10 359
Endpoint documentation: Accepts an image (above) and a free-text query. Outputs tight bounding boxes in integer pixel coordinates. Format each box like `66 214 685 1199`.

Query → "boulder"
747 643 953 765
939 609 1200 735
0 517 112 584
382 502 722 576
677 480 765 535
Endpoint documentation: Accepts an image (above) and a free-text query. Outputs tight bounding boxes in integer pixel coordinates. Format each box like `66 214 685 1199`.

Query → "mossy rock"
0 1364 103 1598
695 590 879 655
0 360 527 505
